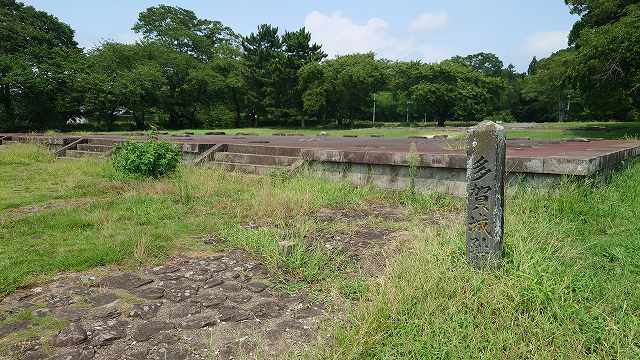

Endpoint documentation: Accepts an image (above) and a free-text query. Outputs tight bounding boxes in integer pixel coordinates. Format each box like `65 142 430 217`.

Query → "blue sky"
23 0 578 71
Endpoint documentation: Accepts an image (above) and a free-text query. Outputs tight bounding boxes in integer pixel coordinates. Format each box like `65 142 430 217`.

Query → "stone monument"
465 121 506 270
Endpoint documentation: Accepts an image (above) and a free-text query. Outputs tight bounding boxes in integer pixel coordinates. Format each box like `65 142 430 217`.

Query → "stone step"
226 144 301 157
87 138 118 146
213 152 299 167
65 150 107 158
207 162 284 175
2 141 18 145
77 144 113 152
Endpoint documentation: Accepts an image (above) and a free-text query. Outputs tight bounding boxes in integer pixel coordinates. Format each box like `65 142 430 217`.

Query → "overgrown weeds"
0 144 442 296
322 160 640 359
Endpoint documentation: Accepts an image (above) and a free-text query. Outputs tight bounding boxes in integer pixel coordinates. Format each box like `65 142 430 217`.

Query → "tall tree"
0 0 83 130
241 24 282 126
527 57 538 76
410 61 503 126
565 0 637 45
521 49 581 122
567 0 640 119
131 6 243 129
281 27 326 127
132 5 238 60
452 53 505 77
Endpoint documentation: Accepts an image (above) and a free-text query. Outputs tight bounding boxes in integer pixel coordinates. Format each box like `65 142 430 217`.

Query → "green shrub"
484 110 516 123
197 104 236 128
112 140 181 178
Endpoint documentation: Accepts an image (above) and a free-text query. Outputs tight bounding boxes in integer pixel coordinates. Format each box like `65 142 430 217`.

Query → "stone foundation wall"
308 161 562 196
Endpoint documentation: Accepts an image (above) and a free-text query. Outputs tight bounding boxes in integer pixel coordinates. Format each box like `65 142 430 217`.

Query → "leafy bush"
112 140 181 178
484 110 516 123
197 104 236 128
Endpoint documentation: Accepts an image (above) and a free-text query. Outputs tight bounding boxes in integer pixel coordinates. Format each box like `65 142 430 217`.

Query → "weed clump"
112 140 181 179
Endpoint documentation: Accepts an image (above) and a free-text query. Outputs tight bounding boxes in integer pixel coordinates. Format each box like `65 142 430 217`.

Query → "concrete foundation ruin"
2 132 639 196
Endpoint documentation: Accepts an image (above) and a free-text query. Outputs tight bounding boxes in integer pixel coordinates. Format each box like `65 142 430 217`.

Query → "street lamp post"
372 93 376 126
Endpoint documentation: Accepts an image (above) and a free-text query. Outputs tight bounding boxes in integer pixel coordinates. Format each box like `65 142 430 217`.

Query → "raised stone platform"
2 132 639 195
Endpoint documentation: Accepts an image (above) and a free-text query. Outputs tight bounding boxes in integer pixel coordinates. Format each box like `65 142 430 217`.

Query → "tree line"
1 0 638 131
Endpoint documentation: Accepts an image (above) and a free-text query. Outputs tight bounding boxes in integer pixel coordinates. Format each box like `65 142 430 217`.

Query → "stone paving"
0 251 326 360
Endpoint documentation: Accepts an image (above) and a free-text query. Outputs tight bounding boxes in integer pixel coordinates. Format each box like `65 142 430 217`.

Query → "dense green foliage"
112 140 181 178
1 0 639 131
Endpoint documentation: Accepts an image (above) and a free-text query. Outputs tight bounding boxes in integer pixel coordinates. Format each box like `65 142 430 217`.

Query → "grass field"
56 121 640 141
0 144 454 296
2 121 640 359
323 162 640 359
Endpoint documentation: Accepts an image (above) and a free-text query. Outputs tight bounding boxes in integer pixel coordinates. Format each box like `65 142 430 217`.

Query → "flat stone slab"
0 251 325 360
4 132 639 176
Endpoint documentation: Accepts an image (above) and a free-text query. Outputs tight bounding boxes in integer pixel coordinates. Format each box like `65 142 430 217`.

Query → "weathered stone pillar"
465 121 506 270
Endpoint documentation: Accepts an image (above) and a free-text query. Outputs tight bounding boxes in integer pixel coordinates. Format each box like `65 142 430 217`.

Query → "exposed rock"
208 262 227 273
293 306 323 319
164 280 199 302
50 323 87 347
199 292 227 308
220 282 241 292
49 347 95 360
219 305 251 323
47 294 73 307
11 337 41 354
22 350 48 360
54 307 87 322
151 347 189 360
132 321 175 342
78 275 97 287
68 286 95 297
88 293 118 307
0 320 30 338
133 286 165 300
220 338 258 360
157 272 183 281
122 348 149 360
155 331 178 345
32 308 51 317
183 268 210 281
173 302 201 318
246 281 268 293
92 303 121 320
228 292 252 304
91 327 126 346
221 271 241 281
274 319 306 332
1 251 328 360
176 313 217 330
202 277 223 289
128 303 161 320
100 273 152 290
151 265 179 275
250 300 286 320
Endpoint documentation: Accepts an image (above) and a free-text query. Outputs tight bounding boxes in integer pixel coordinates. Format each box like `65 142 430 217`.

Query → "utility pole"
372 93 376 126
406 100 411 123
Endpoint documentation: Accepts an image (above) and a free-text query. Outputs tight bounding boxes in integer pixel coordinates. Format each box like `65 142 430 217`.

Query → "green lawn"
84 125 461 139
0 144 450 296
324 161 640 359
65 121 640 141
507 121 640 140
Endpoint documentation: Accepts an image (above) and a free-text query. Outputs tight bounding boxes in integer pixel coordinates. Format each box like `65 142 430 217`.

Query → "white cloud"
304 10 447 62
523 31 568 57
408 11 448 33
